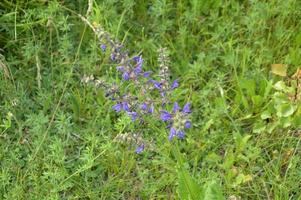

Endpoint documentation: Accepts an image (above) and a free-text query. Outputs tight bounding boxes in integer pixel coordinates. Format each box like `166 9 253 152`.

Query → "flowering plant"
81 22 192 153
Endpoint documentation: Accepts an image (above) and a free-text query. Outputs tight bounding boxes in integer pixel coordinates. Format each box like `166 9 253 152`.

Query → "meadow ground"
0 0 301 199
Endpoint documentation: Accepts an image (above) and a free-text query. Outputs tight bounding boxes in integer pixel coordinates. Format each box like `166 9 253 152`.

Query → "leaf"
260 110 271 120
201 180 225 200
271 64 287 77
177 167 202 200
253 121 266 133
274 81 287 91
276 103 296 117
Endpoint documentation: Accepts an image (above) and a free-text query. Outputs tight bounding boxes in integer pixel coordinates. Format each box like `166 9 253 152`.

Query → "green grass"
0 0 301 199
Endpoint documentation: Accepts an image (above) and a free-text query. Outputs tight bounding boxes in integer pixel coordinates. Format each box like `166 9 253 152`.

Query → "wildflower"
116 56 151 81
135 144 145 154
128 111 138 121
140 101 155 114
112 101 130 112
160 102 192 140
171 79 179 89
100 44 106 51
112 103 122 112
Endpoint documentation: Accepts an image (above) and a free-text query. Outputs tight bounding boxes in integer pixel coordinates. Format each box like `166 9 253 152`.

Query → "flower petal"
160 110 172 121
168 127 177 141
128 112 138 121
171 79 179 89
112 103 122 112
122 102 130 112
140 103 148 110
134 65 142 74
135 144 144 154
143 71 152 77
184 121 191 129
100 44 106 51
183 103 191 114
122 72 130 80
172 102 180 113
177 130 185 139
148 104 154 113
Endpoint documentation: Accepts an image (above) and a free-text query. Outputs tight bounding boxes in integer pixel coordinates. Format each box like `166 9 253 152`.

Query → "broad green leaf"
201 180 225 200
177 167 202 200
261 110 271 120
274 81 287 91
253 121 266 133
276 103 296 117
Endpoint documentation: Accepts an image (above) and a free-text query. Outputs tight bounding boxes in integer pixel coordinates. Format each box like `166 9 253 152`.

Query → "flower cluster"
160 102 191 140
81 22 192 153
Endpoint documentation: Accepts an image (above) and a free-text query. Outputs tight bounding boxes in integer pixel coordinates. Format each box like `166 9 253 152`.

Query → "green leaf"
274 81 288 91
201 180 225 200
276 103 296 117
261 110 271 120
177 167 202 200
253 121 266 133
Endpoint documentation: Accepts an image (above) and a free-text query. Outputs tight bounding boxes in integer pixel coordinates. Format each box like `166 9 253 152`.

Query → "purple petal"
100 44 106 51
134 65 142 75
168 127 177 141
153 81 162 89
171 80 179 89
140 103 148 110
184 121 191 129
135 144 144 154
143 71 152 77
148 104 154 113
112 103 122 112
122 72 130 80
122 102 130 112
111 53 116 61
128 112 138 121
183 103 191 114
172 102 180 113
177 130 185 139
133 55 142 63
160 110 172 121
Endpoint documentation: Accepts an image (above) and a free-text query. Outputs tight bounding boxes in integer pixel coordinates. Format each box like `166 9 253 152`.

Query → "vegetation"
0 0 300 199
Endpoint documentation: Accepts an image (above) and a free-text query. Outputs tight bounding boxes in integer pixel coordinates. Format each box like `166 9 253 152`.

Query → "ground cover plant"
0 0 301 199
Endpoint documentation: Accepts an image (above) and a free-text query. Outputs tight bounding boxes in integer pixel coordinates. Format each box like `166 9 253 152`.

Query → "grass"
0 0 301 199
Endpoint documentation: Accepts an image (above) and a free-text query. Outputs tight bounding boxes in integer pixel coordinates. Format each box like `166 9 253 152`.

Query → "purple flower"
148 104 154 113
184 121 191 129
111 53 116 61
134 65 142 75
183 103 191 114
140 103 148 110
143 71 152 77
177 130 185 139
161 111 172 121
122 72 130 80
135 144 144 154
128 112 138 121
122 102 130 112
112 103 122 112
152 81 162 89
169 127 177 141
100 44 106 51
172 102 180 113
133 55 142 63
171 80 179 89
